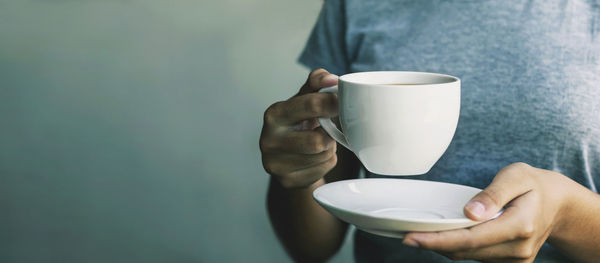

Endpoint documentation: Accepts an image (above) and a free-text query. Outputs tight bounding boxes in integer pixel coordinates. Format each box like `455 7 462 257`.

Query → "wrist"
547 173 586 242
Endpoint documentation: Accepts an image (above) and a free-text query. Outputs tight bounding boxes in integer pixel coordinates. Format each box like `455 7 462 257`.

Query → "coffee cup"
318 71 460 175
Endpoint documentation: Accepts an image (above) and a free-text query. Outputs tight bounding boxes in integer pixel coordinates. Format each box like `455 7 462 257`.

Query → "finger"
441 239 536 261
263 146 336 175
264 128 335 154
272 93 339 126
403 191 537 251
283 154 338 188
282 128 335 154
290 118 320 131
464 162 535 221
299 69 339 95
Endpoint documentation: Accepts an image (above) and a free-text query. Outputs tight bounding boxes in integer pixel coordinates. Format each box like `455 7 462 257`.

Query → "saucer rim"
312 178 481 224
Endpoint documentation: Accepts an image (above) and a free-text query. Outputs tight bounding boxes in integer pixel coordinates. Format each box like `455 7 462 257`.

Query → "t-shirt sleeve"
298 0 348 76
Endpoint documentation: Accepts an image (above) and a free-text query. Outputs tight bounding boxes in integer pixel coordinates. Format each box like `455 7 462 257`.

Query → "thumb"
464 163 534 221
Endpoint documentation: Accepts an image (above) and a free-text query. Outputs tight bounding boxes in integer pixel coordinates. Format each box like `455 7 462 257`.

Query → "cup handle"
317 86 351 149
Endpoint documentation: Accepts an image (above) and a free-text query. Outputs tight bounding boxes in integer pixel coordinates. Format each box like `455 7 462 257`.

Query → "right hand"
260 69 340 189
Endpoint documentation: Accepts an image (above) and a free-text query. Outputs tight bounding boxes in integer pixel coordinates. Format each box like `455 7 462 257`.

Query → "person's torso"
342 0 600 262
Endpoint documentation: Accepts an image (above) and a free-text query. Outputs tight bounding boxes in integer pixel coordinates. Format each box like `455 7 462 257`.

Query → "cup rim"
339 71 460 86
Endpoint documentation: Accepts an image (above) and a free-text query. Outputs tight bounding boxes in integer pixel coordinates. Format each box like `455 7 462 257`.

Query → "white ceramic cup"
318 71 460 175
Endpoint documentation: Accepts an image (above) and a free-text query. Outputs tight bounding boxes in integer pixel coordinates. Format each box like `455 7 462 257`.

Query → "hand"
402 162 573 263
260 69 339 189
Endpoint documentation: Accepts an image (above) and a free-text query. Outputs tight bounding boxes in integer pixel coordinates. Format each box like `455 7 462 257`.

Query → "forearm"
549 179 600 263
267 145 359 262
267 177 347 262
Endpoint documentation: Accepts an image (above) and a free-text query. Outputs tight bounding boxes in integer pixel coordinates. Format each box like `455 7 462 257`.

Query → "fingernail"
465 201 486 219
322 74 338 83
402 238 420 248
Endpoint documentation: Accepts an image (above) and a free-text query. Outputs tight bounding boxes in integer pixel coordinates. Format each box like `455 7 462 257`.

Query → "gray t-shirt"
299 0 600 262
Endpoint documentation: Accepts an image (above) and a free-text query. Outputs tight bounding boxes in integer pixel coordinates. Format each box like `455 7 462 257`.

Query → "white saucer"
313 178 495 238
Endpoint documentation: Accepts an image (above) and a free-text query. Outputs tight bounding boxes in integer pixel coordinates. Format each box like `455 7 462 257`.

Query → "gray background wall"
0 0 353 262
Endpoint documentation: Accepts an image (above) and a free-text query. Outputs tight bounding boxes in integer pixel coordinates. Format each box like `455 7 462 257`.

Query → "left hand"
402 162 572 263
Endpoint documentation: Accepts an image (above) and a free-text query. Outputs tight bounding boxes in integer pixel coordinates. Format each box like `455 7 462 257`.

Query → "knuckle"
315 155 337 175
314 149 335 165
263 161 278 176
259 138 267 152
518 223 535 239
497 162 532 182
308 134 326 153
259 137 277 152
264 102 281 124
329 140 337 151
326 94 339 112
258 136 266 153
322 135 335 149
259 136 268 150
304 95 323 115
326 154 338 168
312 143 325 154
508 162 531 172
309 68 327 80
514 246 534 259
263 162 274 175
325 147 336 160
